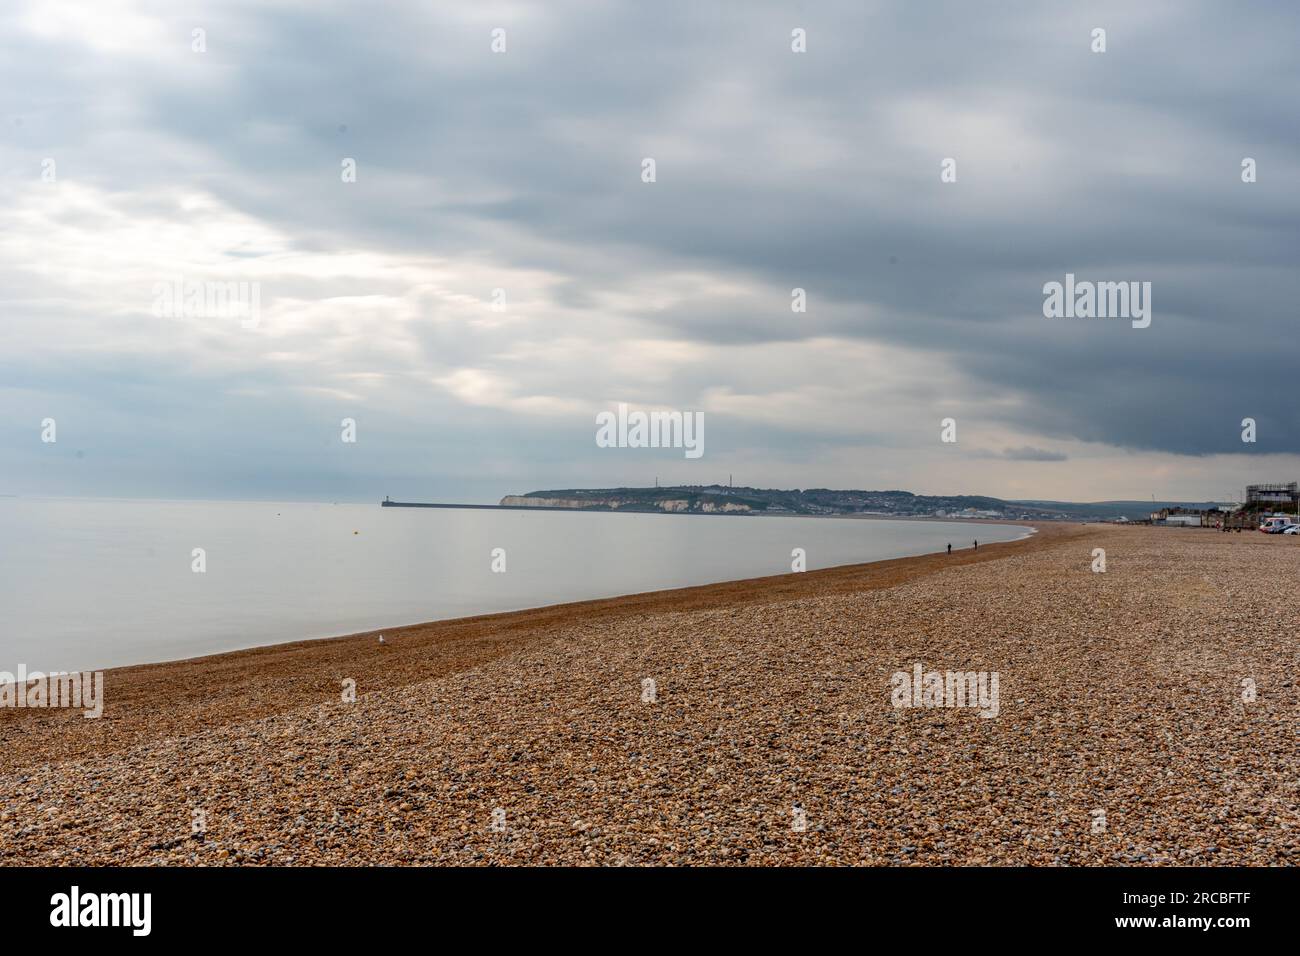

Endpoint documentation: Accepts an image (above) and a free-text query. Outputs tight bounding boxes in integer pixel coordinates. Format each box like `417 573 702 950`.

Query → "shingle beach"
2 523 1296 865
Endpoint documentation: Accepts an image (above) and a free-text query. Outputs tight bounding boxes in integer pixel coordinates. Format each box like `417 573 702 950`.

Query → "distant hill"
501 486 1224 520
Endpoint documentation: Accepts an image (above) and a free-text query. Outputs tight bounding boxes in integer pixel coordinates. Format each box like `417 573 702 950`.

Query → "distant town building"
1246 482 1299 507
1150 507 1212 527
950 507 1004 519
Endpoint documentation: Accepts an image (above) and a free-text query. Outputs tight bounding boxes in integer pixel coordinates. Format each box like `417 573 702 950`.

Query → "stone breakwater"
1 524 1295 865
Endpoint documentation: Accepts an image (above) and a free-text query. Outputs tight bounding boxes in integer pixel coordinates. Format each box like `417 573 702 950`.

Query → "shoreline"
60 518 1041 673
0 521 1063 773
3 514 1038 677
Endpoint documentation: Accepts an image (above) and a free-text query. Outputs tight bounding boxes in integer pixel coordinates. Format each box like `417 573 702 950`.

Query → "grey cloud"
998 447 1068 463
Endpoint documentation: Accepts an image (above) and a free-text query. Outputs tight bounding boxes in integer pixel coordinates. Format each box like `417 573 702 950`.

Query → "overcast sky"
2 0 1297 504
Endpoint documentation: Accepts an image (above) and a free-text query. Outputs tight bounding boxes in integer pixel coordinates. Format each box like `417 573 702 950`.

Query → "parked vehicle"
1260 516 1295 533
1284 525 1300 535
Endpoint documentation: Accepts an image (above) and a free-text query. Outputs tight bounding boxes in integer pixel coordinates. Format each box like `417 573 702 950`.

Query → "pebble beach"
2 523 1296 866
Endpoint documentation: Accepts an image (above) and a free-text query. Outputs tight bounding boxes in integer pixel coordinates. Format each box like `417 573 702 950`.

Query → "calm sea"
0 498 1029 672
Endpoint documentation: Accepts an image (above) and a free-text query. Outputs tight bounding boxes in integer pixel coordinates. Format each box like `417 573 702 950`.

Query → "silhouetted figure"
973 540 978 550
947 543 952 555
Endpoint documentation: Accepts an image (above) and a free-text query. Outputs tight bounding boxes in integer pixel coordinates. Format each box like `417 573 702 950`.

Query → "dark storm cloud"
194 2 1300 453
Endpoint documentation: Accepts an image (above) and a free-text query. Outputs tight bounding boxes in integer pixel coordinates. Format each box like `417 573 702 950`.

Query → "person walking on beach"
973 539 978 550
947 543 952 555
